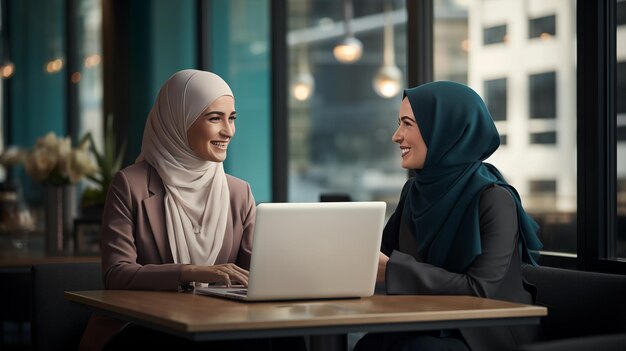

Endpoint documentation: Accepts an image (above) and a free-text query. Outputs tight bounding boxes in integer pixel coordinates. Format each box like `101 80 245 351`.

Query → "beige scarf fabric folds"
139 69 232 266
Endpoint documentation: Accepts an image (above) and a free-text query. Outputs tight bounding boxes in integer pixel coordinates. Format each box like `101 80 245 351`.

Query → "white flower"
18 131 99 184
24 147 57 181
0 146 27 166
66 148 99 183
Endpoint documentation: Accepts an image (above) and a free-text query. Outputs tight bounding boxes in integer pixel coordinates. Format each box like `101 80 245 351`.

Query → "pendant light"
333 0 362 64
373 3 402 98
292 46 315 101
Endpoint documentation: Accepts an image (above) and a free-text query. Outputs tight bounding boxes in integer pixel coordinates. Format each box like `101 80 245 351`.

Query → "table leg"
310 334 347 351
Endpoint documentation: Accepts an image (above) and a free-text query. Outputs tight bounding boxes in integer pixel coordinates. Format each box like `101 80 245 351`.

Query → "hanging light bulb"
373 3 402 98
0 60 14 79
373 65 402 98
43 20 63 74
292 72 315 101
45 57 64 74
291 47 315 101
333 37 363 63
333 0 362 64
0 1 14 79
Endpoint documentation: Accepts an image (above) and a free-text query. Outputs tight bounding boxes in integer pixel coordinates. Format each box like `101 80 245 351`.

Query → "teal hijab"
401 81 542 273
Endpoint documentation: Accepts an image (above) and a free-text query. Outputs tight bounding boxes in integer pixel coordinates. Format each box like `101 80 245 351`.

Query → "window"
529 71 557 119
618 0 626 26
484 78 507 121
616 1 626 259
483 24 507 45
530 179 557 194
529 15 556 39
618 62 626 115
618 126 626 142
287 0 407 216
530 131 557 144
435 0 577 256
618 178 626 252
75 0 104 168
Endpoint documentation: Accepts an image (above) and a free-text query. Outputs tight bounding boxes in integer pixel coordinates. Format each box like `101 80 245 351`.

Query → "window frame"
577 0 624 273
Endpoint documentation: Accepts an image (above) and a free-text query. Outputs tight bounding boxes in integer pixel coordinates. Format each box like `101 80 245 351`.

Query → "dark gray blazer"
383 183 544 351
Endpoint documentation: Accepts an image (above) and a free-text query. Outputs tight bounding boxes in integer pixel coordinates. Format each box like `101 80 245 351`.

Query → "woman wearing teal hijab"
355 81 544 351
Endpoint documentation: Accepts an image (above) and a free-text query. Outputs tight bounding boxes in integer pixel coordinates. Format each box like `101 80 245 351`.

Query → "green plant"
81 116 126 207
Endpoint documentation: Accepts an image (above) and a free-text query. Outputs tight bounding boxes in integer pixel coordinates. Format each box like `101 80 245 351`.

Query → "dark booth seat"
31 262 102 351
518 265 626 351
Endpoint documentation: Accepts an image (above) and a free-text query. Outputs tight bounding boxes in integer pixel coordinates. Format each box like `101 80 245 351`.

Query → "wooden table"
66 290 546 350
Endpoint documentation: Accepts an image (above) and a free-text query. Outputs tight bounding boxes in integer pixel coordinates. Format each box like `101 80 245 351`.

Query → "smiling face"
392 97 428 169
187 95 236 162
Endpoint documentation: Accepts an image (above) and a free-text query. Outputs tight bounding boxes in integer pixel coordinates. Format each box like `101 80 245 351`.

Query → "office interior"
0 0 624 350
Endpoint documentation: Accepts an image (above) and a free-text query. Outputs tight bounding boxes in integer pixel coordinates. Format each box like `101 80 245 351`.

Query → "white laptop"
195 201 386 301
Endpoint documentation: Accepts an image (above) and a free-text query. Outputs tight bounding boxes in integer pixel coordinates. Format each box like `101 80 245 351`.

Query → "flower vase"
45 185 76 255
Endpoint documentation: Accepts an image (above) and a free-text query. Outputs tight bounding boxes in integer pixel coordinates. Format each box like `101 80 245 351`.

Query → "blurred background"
0 0 625 348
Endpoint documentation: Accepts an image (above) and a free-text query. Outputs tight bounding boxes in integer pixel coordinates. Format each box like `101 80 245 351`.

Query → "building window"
618 0 626 26
483 24 507 45
435 0 577 255
529 71 557 119
484 78 507 121
530 131 557 144
618 62 626 115
529 15 556 39
500 134 507 145
530 179 557 194
618 126 626 142
618 178 626 258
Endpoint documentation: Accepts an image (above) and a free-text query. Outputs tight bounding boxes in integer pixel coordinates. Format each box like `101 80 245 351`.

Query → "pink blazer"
101 160 256 290
80 161 256 350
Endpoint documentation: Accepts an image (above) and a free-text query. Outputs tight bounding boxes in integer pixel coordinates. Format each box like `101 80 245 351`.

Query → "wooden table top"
65 290 547 334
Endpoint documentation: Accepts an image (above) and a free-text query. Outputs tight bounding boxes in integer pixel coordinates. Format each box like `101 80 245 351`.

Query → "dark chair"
518 265 626 351
319 193 352 202
31 262 102 351
0 267 32 348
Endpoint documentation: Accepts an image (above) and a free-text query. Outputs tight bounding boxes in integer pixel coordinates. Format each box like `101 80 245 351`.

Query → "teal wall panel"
8 0 66 201
211 0 272 203
9 0 66 147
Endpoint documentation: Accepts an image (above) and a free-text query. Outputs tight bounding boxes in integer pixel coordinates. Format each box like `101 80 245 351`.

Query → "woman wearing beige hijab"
102 69 253 290
81 70 303 350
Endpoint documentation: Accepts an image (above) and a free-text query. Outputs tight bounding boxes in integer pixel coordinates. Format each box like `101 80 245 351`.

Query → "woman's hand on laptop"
180 264 249 287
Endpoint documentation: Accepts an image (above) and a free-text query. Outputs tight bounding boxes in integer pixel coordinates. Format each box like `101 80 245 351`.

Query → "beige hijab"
139 69 232 266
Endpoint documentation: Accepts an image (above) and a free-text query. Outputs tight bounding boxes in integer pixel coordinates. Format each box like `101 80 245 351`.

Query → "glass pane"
529 71 557 119
74 0 104 208
434 0 577 255
618 0 626 26
484 78 507 121
529 15 556 39
617 0 626 258
530 131 557 145
287 0 407 216
483 24 507 45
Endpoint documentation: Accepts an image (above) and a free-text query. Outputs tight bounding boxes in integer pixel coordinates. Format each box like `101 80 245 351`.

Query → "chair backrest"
522 265 626 340
319 193 352 202
31 262 102 351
